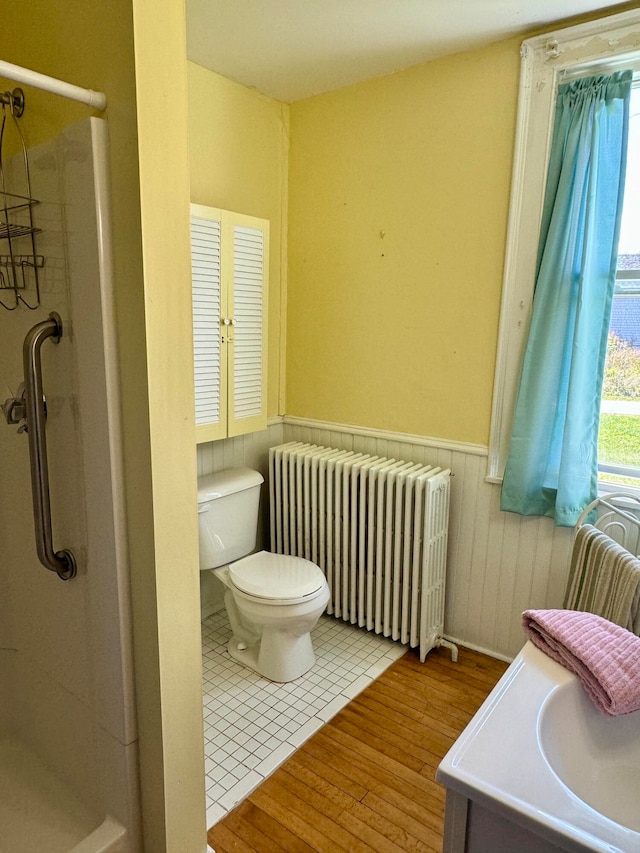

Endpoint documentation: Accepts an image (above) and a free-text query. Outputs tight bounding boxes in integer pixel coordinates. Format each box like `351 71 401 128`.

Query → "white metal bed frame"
576 492 640 558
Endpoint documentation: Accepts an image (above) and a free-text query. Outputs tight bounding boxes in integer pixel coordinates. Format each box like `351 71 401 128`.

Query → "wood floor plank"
369 777 444 836
309 730 445 822
282 763 356 811
208 646 508 852
301 735 381 791
343 696 454 758
328 714 426 772
378 667 491 716
319 718 444 796
288 746 369 802
325 719 438 793
376 663 481 703
367 676 476 727
219 810 287 853
339 704 445 769
374 670 472 708
339 799 432 853
404 651 505 692
234 801 316 853
361 790 441 850
358 685 463 740
247 782 347 853
390 660 495 700
276 768 409 853
257 774 369 852
209 821 257 852
285 755 363 808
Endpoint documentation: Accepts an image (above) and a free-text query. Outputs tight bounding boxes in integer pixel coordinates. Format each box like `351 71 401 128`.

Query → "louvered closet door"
190 204 227 442
227 213 269 438
190 205 269 442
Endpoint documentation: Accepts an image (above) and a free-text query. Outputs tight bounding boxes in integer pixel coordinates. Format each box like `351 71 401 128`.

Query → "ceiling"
185 0 624 103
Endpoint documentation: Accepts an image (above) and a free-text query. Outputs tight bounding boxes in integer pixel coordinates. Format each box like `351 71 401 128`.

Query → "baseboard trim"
443 635 514 664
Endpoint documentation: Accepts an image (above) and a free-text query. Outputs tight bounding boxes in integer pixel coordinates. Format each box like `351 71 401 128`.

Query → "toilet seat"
228 551 326 604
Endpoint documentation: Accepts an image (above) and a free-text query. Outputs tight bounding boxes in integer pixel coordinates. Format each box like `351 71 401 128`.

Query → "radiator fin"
269 442 451 662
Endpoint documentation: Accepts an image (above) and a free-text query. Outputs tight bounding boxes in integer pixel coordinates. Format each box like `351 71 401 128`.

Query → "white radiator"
268 441 456 662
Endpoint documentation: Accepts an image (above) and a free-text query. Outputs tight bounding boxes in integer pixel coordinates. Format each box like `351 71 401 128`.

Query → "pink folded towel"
522 609 640 717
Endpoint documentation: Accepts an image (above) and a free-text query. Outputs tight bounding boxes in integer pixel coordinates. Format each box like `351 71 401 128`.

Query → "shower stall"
0 84 140 851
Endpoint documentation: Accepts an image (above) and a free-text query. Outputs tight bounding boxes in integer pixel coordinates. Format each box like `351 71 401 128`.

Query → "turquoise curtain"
501 71 632 527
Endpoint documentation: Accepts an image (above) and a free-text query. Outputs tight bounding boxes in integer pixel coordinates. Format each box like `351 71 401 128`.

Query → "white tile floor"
201 610 407 827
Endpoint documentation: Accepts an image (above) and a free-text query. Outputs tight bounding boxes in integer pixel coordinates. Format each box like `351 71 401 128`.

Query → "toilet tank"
197 468 264 570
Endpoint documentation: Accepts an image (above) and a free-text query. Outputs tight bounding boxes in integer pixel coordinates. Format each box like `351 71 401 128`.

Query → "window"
488 9 640 484
599 84 640 488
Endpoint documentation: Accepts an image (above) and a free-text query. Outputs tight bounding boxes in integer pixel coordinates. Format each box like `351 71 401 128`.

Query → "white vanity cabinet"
190 204 269 442
442 789 567 852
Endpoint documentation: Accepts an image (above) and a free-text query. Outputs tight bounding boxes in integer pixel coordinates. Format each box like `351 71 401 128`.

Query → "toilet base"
228 628 316 682
212 566 329 682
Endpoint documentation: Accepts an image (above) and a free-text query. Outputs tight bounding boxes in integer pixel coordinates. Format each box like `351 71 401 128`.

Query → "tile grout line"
202 611 406 826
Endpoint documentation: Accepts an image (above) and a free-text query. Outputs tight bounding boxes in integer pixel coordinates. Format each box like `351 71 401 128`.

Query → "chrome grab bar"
23 312 76 580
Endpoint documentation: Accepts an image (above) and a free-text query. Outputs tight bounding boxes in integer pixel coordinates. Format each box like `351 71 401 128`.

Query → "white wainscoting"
197 418 574 660
196 422 284 485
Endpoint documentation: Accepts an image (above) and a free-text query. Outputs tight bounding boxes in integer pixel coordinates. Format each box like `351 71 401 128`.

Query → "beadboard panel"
196 421 284 483
196 422 284 620
197 419 574 660
196 419 285 553
282 421 574 661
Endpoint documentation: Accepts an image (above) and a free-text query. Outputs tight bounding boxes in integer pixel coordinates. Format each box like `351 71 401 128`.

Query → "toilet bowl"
214 551 330 682
197 468 330 682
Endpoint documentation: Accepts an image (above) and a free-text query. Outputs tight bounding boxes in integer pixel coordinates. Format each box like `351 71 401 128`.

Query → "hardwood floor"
208 645 508 852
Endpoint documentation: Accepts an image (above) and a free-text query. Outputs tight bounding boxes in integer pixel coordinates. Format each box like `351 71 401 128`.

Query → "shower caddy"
0 87 43 310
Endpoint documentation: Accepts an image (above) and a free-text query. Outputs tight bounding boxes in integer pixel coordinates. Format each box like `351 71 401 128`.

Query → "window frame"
487 9 640 484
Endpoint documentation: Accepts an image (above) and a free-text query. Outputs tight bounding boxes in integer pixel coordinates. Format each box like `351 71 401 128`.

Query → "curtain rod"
0 59 107 110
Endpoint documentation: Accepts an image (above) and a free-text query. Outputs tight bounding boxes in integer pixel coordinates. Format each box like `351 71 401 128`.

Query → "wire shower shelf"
0 88 43 310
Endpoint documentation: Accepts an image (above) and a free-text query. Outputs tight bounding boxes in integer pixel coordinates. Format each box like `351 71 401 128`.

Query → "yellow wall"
0 2 205 850
188 62 290 416
287 37 521 446
131 3 205 851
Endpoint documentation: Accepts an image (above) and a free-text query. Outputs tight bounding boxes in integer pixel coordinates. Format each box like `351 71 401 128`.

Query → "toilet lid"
229 551 326 600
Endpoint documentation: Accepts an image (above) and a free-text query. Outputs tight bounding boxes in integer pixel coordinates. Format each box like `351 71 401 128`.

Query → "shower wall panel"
0 118 139 848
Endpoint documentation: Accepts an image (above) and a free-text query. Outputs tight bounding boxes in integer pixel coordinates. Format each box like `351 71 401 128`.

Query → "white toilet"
197 467 330 682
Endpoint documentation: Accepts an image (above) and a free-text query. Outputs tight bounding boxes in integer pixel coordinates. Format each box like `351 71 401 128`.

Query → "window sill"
597 479 640 500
